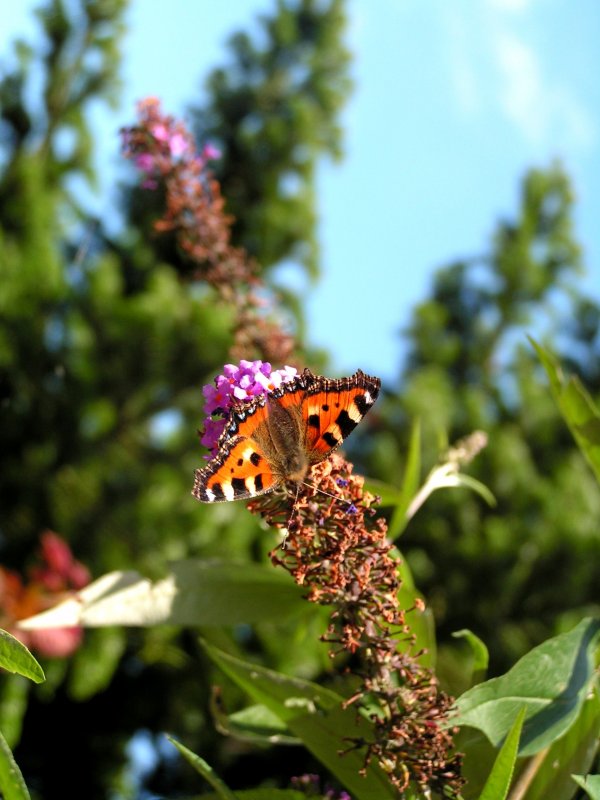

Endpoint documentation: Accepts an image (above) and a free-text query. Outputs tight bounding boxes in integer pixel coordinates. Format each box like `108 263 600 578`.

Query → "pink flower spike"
169 132 189 158
68 561 91 590
135 153 155 172
151 123 170 142
39 532 73 578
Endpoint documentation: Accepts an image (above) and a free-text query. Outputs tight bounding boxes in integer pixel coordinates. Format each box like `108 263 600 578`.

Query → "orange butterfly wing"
299 370 381 462
192 398 280 502
192 369 381 503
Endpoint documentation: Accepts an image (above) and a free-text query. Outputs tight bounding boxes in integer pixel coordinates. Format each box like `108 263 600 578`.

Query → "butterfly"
192 368 381 502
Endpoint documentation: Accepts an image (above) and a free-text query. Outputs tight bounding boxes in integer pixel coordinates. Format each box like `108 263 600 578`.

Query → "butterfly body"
193 368 381 503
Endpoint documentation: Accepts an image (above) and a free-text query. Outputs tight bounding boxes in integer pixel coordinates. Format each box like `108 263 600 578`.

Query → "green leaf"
0 729 31 800
167 736 238 800
213 702 300 745
0 630 44 684
516 689 600 800
450 473 497 508
479 706 526 800
201 640 400 800
68 627 126 700
531 339 600 485
572 774 600 800
0 677 30 748
388 417 422 538
452 618 600 756
18 560 307 629
453 629 489 679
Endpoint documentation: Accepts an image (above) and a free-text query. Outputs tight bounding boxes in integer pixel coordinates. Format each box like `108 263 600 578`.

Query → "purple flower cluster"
200 360 297 454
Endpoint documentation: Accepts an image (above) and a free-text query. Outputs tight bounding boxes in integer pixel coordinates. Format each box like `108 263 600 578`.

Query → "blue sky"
3 0 599 383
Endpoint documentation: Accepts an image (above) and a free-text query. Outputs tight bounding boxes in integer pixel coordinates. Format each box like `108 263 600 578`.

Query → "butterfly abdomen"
261 395 310 483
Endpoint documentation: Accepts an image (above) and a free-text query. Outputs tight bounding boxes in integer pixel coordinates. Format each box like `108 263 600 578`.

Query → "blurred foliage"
191 0 352 281
0 0 351 797
361 163 600 684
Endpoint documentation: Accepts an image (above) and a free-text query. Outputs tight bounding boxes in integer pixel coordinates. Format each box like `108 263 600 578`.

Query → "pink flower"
201 143 221 161
168 132 189 158
135 152 155 172
150 123 170 142
32 531 91 592
27 626 84 659
0 532 91 659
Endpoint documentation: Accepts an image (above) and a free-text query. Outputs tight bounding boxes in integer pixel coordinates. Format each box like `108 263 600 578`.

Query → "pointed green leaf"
518 689 600 800
531 339 600 484
452 618 600 756
0 677 30 748
18 560 306 629
388 417 422 538
0 630 44 684
453 629 489 677
0 729 30 800
479 706 526 800
215 702 300 745
451 474 497 507
572 775 600 800
201 640 400 800
167 737 238 800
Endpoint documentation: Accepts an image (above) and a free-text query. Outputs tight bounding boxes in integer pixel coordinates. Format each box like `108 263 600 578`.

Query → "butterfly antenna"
300 480 354 509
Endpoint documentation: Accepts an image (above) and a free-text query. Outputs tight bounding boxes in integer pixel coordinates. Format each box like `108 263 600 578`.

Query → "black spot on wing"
211 483 225 501
250 451 262 466
231 477 247 497
322 431 339 448
308 414 320 430
336 409 357 440
254 474 264 492
353 393 372 417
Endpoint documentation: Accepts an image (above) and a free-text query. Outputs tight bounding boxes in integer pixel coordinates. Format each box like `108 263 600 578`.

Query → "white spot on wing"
347 404 363 423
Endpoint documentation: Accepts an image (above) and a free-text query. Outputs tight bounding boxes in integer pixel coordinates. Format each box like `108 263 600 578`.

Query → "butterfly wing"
193 398 281 502
300 369 381 463
193 369 381 503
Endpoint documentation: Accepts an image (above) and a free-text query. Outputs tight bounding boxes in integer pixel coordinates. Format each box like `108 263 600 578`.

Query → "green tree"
0 1 352 796
192 0 351 281
367 164 600 681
